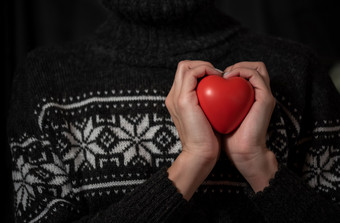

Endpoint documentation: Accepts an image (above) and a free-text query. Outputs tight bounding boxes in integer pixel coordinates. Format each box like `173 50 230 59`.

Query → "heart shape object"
197 75 255 134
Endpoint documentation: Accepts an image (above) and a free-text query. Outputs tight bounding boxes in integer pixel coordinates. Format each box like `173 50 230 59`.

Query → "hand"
223 61 278 192
166 60 222 200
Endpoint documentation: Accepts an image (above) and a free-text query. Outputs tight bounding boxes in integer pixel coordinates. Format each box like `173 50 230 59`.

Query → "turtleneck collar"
94 0 245 68
101 0 214 25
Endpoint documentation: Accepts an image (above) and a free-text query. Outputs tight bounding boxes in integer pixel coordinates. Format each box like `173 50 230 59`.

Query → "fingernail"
223 71 230 77
214 68 223 73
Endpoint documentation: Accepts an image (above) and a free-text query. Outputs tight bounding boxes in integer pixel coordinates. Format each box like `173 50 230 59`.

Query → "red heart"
197 75 254 134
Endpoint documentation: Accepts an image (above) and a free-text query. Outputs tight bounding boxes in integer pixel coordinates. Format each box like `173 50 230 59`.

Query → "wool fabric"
8 0 340 222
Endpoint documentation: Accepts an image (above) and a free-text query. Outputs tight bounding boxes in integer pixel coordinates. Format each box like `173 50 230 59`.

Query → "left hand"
222 61 278 192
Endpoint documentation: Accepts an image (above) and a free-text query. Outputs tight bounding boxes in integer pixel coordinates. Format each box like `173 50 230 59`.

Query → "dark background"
4 0 340 222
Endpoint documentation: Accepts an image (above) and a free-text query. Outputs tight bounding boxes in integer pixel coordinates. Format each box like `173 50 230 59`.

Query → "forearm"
168 151 217 201
244 149 278 193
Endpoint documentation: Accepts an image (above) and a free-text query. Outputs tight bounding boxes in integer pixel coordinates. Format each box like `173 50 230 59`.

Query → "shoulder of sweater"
21 32 118 73
21 38 96 73
10 37 101 101
12 35 117 92
234 31 319 63
8 36 114 136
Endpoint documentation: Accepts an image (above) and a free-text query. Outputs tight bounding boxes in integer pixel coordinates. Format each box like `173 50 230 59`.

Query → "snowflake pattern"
60 114 180 168
109 114 180 166
12 156 42 211
303 146 340 192
63 118 106 171
40 153 72 197
8 91 340 221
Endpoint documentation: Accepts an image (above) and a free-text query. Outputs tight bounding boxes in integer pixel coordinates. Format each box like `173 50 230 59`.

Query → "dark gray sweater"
8 0 340 222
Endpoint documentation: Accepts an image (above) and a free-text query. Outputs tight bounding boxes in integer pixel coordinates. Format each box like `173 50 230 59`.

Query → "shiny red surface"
197 75 255 134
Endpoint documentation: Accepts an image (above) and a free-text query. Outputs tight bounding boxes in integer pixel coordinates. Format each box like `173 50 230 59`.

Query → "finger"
176 60 217 80
223 67 272 99
181 65 222 94
224 61 270 89
174 60 220 100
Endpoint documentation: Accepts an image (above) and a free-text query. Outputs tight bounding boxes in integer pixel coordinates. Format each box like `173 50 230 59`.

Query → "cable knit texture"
8 0 340 222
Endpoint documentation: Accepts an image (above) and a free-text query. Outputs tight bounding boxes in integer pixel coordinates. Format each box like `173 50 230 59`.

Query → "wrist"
243 149 278 192
168 151 216 201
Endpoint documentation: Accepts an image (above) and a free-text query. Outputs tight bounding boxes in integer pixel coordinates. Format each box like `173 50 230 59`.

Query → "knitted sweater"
8 0 340 222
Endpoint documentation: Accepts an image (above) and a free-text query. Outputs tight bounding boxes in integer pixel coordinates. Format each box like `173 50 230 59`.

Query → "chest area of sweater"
37 87 180 173
33 86 295 205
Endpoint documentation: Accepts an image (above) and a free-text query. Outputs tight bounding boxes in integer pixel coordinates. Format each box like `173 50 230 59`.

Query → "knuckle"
257 61 266 67
257 61 268 72
177 96 188 110
165 95 174 110
229 65 238 72
177 60 190 69
233 61 248 68
230 64 238 70
165 96 170 108
265 95 276 107
203 61 214 68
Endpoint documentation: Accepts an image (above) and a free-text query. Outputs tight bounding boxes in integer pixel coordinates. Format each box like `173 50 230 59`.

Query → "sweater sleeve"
8 50 188 223
247 50 340 222
247 166 340 223
75 167 187 223
11 141 187 223
11 146 187 223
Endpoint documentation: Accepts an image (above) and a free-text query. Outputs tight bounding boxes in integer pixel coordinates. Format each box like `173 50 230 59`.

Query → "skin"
166 60 278 201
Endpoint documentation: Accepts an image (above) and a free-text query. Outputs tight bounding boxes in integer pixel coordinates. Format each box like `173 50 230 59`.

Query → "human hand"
166 60 222 200
222 62 278 192
166 60 223 163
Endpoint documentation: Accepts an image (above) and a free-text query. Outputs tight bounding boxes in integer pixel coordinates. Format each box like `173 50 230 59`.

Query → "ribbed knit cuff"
99 167 188 223
245 166 321 223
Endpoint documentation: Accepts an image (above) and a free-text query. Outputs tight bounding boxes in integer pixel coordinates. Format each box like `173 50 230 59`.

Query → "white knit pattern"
9 90 340 222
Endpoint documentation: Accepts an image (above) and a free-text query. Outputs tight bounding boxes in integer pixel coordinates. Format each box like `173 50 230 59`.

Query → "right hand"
165 60 222 163
166 60 222 201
